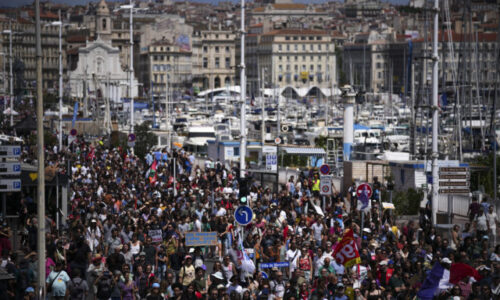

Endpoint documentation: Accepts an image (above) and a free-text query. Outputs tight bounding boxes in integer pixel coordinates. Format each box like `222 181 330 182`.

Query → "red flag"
148 160 158 184
449 263 481 284
87 147 95 160
333 229 361 267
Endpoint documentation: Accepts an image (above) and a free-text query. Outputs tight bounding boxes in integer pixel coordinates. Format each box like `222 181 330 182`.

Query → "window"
226 46 230 53
287 65 291 71
310 56 314 61
286 56 290 62
378 72 382 79
286 45 290 51
279 65 283 72
309 36 314 40
102 18 107 30
279 56 282 61
302 56 306 61
310 44 314 51
154 55 158 61
376 62 381 69
279 44 282 51
154 74 158 82
317 64 321 71
294 65 298 71
234 147 239 156
203 57 208 68
225 57 230 69
294 56 298 61
160 74 164 82
302 65 306 70
301 36 306 40
215 57 220 68
203 46 208 53
302 44 306 51
285 36 290 40
294 44 298 51
293 36 298 40
316 36 322 40
215 46 219 53
310 65 314 71
318 44 322 51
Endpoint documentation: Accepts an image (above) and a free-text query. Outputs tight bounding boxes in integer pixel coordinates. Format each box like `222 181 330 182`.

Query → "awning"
282 147 326 156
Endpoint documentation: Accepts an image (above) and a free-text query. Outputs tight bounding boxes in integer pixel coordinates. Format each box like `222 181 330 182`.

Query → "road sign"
274 137 281 145
319 164 330 175
356 183 373 198
439 189 470 194
262 146 277 153
70 129 77 136
260 262 290 269
320 175 332 196
439 167 467 173
0 179 21 192
0 146 21 158
128 133 136 142
234 205 253 226
438 166 469 194
128 141 135 148
0 162 21 175
266 153 277 171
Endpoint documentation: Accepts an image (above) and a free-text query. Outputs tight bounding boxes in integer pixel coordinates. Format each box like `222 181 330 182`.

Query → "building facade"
256 29 336 93
68 37 138 102
191 26 236 91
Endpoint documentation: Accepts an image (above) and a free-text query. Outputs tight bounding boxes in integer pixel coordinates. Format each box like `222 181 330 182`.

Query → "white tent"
3 108 19 116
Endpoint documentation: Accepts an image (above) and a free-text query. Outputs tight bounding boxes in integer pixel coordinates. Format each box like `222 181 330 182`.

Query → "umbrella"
3 108 19 116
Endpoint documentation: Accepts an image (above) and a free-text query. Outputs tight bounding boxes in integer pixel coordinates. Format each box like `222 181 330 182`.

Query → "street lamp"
45 13 68 151
119 2 135 136
2 22 14 126
0 53 6 105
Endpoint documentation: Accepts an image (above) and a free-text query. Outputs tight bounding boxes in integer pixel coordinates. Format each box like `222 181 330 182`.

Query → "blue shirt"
47 270 70 296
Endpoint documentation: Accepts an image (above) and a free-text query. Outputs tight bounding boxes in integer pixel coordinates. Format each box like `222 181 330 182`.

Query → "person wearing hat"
24 286 35 300
180 255 196 288
145 282 165 300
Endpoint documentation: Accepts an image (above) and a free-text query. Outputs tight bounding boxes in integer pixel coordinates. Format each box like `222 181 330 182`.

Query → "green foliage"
469 153 499 197
282 153 308 168
336 47 347 86
389 188 423 216
109 131 128 149
134 122 157 159
314 136 328 150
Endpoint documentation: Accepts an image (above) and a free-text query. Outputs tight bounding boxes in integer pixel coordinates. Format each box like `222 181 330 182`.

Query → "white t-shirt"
311 223 323 241
216 207 227 217
286 249 301 272
477 214 488 231
487 212 498 230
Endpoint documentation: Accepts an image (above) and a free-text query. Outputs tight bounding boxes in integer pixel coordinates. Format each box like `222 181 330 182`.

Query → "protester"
1 136 496 300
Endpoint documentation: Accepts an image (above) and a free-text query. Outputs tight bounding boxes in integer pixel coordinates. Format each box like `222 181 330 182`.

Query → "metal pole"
431 0 440 226
173 157 177 197
58 11 63 151
9 21 13 126
35 0 46 297
152 81 156 128
261 68 265 148
410 62 416 157
129 0 134 135
239 0 247 179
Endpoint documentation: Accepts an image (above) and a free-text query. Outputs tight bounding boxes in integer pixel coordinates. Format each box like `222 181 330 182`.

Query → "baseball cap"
152 283 160 288
25 287 35 293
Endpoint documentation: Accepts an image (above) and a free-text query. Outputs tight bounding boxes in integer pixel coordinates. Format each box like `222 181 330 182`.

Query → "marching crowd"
1 137 499 300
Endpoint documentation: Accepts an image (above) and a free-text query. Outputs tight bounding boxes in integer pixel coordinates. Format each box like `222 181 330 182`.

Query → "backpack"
97 277 113 300
70 278 85 299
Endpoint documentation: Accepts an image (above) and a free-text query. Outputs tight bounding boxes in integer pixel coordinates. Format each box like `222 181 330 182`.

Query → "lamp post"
120 1 135 136
239 0 246 179
46 11 65 151
2 22 14 126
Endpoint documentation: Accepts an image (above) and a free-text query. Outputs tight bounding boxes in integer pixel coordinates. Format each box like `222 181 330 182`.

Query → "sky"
0 0 409 8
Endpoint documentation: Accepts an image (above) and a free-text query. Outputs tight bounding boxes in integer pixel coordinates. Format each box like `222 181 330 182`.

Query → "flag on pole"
333 229 361 267
147 160 158 184
238 233 255 275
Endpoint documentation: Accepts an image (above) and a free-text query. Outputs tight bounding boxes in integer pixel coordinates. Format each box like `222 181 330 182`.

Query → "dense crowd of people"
0 137 499 300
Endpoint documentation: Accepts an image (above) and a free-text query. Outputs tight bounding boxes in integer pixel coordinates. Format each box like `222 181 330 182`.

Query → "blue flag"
417 262 445 300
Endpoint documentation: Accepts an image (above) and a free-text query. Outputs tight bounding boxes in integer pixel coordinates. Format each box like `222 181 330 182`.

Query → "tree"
134 122 157 159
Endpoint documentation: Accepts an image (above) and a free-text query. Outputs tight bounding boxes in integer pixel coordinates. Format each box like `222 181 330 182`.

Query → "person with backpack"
67 269 89 300
95 270 114 300
46 261 70 300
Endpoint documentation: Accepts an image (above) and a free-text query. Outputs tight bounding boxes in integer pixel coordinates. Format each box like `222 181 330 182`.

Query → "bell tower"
96 0 111 40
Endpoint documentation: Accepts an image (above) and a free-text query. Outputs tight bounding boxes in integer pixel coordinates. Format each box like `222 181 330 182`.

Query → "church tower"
96 0 111 40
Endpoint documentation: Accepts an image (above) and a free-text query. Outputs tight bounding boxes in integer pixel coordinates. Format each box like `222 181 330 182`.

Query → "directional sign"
234 205 253 226
0 179 21 192
320 175 332 196
128 133 136 142
0 162 21 175
439 189 470 194
439 166 470 194
0 146 21 158
70 129 77 136
319 164 330 175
